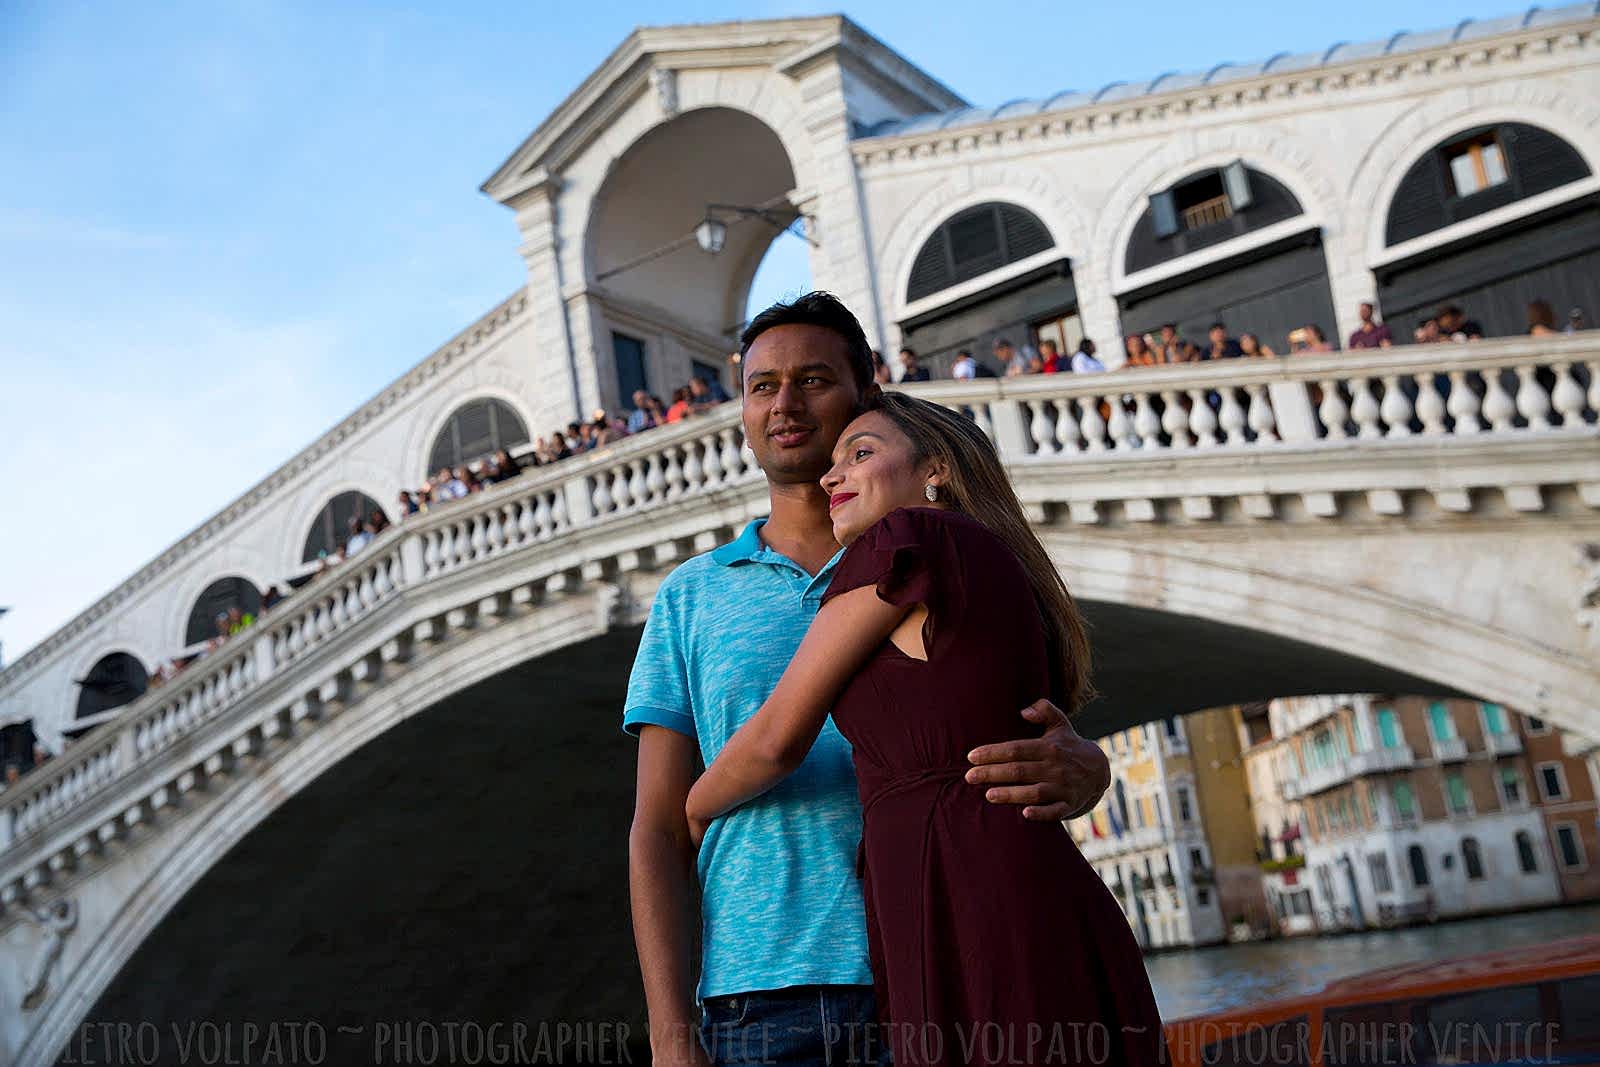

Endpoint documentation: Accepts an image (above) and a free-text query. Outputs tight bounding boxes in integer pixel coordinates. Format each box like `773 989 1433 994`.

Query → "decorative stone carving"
651 68 678 117
19 896 77 1011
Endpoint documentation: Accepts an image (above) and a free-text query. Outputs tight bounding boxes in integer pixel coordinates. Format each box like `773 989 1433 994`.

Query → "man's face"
1209 326 1226 344
994 343 1013 362
1359 304 1374 324
633 390 648 407
742 324 864 485
689 378 707 397
1161 325 1177 343
899 349 915 369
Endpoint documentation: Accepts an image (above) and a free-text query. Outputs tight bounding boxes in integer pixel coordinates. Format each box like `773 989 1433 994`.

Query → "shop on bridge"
1116 163 1339 355
1375 122 1598 339
897 201 1080 377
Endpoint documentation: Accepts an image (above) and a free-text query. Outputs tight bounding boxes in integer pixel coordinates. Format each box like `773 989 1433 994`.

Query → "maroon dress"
822 507 1166 1066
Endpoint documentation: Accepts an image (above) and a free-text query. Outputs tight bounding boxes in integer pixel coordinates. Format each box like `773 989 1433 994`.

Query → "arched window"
1461 837 1485 881
302 491 386 564
1124 164 1305 275
1407 844 1430 888
75 652 148 719
428 398 529 474
184 576 263 647
906 202 1054 303
1385 123 1591 246
1515 831 1538 874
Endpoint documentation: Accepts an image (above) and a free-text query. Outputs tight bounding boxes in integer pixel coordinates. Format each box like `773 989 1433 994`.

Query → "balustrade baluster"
663 447 685 499
1318 380 1350 439
388 554 404 592
645 454 667 501
1552 362 1586 426
1054 399 1082 453
682 440 704 492
719 430 742 482
592 471 614 515
1217 388 1247 445
1187 389 1219 447
1481 369 1517 432
345 582 363 621
374 556 394 598
1080 396 1109 452
488 506 508 552
1107 397 1137 450
1588 361 1600 417
1161 391 1192 448
466 517 486 563
1414 374 1447 435
533 493 553 538
551 489 569 531
1379 375 1414 438
971 403 996 443
1446 370 1481 433
1027 400 1057 456
330 589 348 629
629 459 649 504
701 434 723 486
359 570 377 609
1349 379 1383 439
1133 394 1163 448
1246 384 1278 442
423 531 441 575
1515 365 1551 430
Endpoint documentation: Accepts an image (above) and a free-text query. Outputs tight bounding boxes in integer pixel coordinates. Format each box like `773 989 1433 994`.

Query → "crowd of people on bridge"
884 296 1587 382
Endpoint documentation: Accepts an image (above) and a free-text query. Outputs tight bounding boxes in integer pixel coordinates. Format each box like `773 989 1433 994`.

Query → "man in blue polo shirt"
624 293 1111 1066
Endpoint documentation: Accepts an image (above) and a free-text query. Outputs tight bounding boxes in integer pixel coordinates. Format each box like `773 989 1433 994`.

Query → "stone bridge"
1 338 1597 1064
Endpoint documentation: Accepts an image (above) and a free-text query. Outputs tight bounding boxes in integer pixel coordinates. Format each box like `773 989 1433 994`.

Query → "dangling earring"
924 483 938 502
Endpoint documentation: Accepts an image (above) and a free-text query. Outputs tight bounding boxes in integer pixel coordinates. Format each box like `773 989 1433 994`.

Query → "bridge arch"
15 599 649 1065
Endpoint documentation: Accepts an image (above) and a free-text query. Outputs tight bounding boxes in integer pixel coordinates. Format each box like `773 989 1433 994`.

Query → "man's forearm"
628 824 701 1056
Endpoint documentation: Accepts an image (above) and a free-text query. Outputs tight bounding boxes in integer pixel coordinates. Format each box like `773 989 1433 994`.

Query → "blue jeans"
699 984 892 1066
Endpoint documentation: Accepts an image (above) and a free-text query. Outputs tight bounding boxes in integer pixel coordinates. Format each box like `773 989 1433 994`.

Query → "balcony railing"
1432 736 1469 762
1283 744 1416 799
1485 731 1523 757
1181 195 1233 230
1 337 1597 863
1078 824 1168 861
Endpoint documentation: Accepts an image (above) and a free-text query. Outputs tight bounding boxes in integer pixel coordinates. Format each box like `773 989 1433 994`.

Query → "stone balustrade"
0 336 1597 881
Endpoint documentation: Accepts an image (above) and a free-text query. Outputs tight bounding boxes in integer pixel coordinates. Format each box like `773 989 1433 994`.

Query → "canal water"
1145 903 1600 1020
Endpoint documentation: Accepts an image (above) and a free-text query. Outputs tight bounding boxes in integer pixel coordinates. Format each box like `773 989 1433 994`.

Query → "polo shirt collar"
710 519 845 579
710 519 769 566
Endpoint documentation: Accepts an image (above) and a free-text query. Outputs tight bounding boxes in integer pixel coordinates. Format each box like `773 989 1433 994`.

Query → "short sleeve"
822 507 966 656
622 577 696 739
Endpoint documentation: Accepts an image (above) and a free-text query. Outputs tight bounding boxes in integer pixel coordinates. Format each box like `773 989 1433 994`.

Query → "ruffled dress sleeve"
822 507 967 657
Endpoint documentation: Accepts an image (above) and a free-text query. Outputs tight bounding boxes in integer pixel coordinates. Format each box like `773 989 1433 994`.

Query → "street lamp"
694 217 728 255
696 203 817 254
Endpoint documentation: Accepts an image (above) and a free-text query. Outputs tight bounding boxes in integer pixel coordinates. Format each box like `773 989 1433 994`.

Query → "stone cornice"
0 288 529 695
850 19 1599 169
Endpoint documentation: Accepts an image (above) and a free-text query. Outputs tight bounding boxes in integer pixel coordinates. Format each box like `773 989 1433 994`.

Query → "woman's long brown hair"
865 391 1096 714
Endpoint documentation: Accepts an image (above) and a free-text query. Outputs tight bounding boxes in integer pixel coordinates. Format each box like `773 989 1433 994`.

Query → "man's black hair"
739 291 875 391
1210 321 1227 332
1161 322 1178 334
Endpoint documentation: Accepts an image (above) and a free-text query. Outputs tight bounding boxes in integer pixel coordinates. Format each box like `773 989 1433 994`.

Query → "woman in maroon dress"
686 392 1166 1066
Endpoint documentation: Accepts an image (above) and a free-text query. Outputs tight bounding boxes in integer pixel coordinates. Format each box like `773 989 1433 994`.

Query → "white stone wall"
848 21 1600 357
1305 808 1562 927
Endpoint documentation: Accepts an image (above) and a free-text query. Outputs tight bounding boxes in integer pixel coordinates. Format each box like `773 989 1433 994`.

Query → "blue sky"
0 0 1527 663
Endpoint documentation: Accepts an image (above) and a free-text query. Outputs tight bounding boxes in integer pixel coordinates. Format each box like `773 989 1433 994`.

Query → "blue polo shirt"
622 519 872 1001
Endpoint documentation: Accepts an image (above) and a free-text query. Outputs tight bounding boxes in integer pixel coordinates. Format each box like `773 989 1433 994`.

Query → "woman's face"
819 411 941 545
